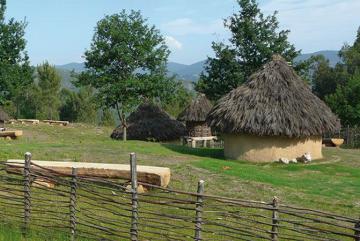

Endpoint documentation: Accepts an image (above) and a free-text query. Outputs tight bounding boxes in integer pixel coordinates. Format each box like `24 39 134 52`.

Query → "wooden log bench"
9 119 39 125
42 120 70 126
182 136 218 148
0 130 23 139
322 138 344 147
5 160 171 188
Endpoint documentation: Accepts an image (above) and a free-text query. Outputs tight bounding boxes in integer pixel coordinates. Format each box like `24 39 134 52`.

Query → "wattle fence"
0 152 359 241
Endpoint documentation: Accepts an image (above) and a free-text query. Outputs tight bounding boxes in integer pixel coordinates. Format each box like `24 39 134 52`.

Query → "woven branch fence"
0 152 359 241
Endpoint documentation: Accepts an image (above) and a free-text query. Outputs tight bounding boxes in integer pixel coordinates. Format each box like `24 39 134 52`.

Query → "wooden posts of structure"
23 152 32 237
271 197 279 241
194 180 205 241
183 136 217 148
355 219 360 241
70 168 78 241
130 153 138 241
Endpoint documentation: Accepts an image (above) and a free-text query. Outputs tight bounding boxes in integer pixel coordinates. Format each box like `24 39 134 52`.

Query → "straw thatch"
178 94 213 137
111 103 186 142
207 55 339 138
177 94 213 122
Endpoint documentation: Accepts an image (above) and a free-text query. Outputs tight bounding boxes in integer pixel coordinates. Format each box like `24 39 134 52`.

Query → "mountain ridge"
56 50 341 89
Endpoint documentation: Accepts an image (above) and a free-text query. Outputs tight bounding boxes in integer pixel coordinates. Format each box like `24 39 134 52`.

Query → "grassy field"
0 123 360 225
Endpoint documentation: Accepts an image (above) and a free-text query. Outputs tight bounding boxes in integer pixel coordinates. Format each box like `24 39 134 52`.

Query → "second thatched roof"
207 55 339 138
177 94 213 122
111 103 186 142
0 107 9 122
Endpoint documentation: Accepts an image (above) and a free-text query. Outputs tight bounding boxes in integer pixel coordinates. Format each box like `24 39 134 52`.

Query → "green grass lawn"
1 122 359 219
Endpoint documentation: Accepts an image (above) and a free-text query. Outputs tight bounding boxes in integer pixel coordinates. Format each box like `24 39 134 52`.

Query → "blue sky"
6 0 360 65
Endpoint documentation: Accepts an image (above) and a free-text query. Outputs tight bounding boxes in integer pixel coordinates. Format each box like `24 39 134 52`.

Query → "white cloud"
260 0 360 52
162 18 225 36
165 36 183 50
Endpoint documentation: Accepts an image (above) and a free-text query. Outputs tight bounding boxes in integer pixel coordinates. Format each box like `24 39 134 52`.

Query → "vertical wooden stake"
191 139 196 148
271 197 279 241
70 168 78 241
355 218 360 241
130 153 138 241
23 152 32 237
194 180 205 241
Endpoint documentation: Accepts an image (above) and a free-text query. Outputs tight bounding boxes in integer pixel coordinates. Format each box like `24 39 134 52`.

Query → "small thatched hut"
0 107 9 128
111 103 186 142
177 94 213 137
207 55 339 162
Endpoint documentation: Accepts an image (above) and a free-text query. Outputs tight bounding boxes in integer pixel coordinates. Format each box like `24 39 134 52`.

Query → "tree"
195 0 300 100
163 82 194 117
321 27 360 126
195 44 243 101
0 0 33 116
100 108 116 127
36 62 61 120
77 10 176 140
76 86 97 124
59 87 98 124
311 56 339 100
325 72 360 126
339 27 360 75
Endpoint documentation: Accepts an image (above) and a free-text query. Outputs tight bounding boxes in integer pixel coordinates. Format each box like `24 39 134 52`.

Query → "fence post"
355 218 360 241
130 153 138 241
194 180 205 241
271 196 279 241
23 152 32 237
70 168 78 241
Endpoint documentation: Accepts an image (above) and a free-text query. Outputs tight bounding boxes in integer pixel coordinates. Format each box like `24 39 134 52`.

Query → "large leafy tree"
0 0 33 116
77 10 177 140
195 0 300 100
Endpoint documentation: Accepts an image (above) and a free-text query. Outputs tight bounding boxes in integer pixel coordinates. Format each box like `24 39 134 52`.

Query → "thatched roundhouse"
207 55 339 162
178 94 213 137
0 107 9 128
111 103 185 142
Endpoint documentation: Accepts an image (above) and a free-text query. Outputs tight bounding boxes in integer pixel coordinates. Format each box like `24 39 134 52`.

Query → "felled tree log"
0 130 23 139
10 119 40 125
6 160 171 187
42 120 70 126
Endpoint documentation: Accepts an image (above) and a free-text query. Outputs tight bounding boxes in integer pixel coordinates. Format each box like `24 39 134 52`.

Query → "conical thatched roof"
0 107 9 122
111 103 186 141
207 55 339 138
178 94 213 122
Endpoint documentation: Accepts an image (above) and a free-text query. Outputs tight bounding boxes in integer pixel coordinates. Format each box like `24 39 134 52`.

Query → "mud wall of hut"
223 134 323 162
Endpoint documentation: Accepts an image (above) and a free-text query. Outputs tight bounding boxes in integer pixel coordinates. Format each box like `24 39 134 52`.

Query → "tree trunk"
123 124 127 141
115 103 127 142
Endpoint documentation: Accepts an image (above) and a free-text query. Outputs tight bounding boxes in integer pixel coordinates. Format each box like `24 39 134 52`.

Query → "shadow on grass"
161 143 225 159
